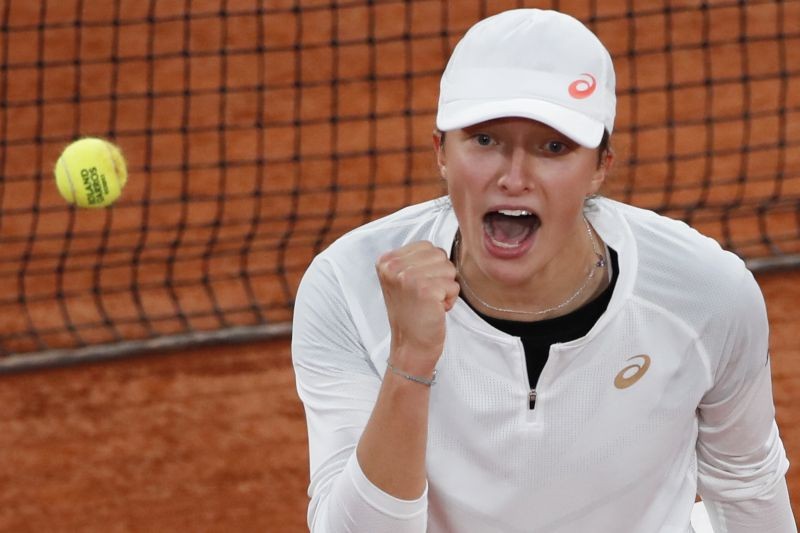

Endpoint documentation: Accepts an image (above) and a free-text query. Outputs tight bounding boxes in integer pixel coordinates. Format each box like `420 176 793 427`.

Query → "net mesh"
1 0 799 365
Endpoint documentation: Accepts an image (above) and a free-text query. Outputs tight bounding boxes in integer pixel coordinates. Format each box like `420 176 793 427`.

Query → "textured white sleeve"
696 270 796 532
292 256 428 533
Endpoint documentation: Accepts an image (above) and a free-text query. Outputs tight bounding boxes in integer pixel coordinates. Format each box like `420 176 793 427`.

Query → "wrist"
386 358 437 386
389 343 440 377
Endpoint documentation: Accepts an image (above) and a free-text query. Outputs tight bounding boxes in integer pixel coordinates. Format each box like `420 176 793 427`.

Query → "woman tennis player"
292 9 796 532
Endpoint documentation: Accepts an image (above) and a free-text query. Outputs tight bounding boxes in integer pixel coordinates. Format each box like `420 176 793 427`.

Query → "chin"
478 258 539 289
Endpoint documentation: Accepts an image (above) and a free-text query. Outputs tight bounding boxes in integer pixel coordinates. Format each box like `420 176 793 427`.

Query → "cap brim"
436 98 605 148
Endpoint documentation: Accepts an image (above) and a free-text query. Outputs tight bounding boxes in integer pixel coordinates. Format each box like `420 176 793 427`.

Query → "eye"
474 134 493 146
544 140 570 154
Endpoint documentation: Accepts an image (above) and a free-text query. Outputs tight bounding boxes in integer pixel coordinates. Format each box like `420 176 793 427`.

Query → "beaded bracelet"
385 358 437 386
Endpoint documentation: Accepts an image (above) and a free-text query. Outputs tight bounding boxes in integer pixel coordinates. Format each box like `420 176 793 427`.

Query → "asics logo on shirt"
614 354 651 389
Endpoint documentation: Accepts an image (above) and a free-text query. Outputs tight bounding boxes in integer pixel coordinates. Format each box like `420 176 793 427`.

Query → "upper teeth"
498 209 532 217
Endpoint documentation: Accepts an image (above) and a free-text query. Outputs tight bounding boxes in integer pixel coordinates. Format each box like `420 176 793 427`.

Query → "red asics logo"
568 73 597 99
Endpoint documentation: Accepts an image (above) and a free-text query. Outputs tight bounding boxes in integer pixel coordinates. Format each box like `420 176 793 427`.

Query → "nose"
497 146 533 194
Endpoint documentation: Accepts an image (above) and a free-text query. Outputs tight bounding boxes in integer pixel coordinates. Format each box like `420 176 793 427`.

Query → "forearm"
298 240 453 532
357 349 434 500
697 328 796 533
311 452 428 533
301 358 433 533
704 476 796 532
308 352 433 533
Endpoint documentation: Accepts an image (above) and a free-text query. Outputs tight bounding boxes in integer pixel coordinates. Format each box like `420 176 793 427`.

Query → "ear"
590 148 614 194
432 130 446 179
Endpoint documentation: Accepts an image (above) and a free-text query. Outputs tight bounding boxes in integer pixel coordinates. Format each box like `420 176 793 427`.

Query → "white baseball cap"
436 9 616 148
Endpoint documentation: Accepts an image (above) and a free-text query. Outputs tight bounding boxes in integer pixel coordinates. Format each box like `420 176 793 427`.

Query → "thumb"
443 281 461 311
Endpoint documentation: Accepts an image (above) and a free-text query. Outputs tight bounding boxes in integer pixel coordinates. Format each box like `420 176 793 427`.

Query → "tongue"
485 213 537 245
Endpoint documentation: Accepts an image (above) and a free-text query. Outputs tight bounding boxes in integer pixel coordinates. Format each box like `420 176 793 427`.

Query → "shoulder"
599 199 764 335
600 199 768 382
607 199 749 292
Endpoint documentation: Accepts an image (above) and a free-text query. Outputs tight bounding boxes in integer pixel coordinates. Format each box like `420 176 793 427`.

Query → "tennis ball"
54 137 128 208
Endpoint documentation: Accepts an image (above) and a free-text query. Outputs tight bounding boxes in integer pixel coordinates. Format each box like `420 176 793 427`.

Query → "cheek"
541 159 600 195
444 173 472 212
445 154 490 197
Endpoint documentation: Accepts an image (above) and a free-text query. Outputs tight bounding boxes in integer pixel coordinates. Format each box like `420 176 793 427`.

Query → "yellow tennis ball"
54 137 128 208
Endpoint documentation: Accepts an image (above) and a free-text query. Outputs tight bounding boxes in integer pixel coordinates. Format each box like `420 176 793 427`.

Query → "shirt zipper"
516 338 537 413
529 389 537 410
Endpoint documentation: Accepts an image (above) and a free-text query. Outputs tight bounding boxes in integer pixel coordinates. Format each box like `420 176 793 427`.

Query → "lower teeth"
490 235 525 249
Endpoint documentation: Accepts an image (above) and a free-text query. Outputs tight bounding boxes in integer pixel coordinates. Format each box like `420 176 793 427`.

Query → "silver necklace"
455 217 607 317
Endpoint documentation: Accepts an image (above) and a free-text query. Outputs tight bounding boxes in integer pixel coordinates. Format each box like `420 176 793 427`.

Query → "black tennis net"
1 0 798 369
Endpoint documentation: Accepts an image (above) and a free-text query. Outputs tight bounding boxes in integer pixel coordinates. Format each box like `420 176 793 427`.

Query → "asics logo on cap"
568 73 597 99
614 354 651 389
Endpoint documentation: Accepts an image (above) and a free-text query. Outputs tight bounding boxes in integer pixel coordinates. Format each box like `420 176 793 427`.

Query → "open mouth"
483 209 541 248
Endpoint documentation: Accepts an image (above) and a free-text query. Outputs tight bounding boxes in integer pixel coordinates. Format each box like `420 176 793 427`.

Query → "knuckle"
382 256 402 275
381 249 395 264
396 269 409 284
377 249 395 265
398 270 420 291
375 261 390 281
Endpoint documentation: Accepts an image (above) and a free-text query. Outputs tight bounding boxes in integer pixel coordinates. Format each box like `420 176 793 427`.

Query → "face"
434 117 612 295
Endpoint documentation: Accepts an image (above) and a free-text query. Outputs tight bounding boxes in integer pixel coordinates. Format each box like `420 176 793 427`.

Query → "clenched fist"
376 241 461 374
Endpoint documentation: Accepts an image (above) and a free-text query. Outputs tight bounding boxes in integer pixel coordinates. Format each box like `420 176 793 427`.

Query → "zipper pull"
529 389 537 410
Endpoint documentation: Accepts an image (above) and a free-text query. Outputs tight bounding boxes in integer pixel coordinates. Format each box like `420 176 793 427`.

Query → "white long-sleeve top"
292 197 796 532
